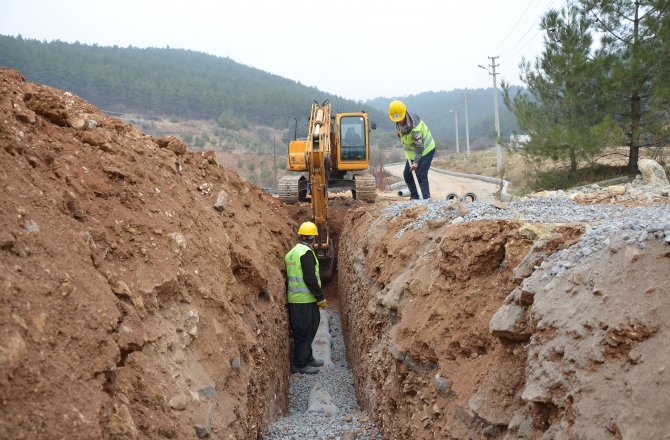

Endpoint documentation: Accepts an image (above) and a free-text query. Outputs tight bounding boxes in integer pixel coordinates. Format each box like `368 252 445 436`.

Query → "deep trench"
262 200 382 439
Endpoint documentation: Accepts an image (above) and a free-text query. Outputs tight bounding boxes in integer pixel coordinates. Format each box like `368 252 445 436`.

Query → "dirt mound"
339 202 670 439
0 68 296 439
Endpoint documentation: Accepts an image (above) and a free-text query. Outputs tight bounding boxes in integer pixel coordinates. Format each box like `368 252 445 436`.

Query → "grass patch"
528 164 629 192
433 149 533 194
432 147 649 195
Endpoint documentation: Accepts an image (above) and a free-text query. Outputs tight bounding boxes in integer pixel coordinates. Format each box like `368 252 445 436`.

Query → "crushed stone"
385 195 669 281
263 311 381 440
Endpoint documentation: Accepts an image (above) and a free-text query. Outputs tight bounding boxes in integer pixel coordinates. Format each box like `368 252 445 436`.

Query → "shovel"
407 159 424 200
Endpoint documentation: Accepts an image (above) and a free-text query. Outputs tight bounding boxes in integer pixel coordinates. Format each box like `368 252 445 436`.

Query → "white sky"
1 0 566 101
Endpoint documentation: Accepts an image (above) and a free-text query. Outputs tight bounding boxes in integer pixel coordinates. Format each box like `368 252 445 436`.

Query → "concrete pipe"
462 192 478 203
397 188 411 197
389 181 407 190
445 192 460 202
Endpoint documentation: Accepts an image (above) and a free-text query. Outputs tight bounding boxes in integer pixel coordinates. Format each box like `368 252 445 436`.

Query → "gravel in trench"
265 193 668 439
263 311 381 440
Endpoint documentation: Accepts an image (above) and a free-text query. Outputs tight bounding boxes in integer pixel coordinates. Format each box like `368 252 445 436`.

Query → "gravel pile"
263 311 381 440
385 196 670 264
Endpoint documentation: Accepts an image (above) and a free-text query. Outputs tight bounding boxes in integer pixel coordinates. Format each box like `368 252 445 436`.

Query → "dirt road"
384 163 500 202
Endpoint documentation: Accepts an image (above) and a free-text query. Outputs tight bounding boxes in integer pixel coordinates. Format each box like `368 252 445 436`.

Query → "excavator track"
278 175 306 203
354 174 377 202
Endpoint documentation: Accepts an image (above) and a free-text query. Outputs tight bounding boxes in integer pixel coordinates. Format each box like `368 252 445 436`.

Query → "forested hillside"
0 35 392 130
0 34 520 146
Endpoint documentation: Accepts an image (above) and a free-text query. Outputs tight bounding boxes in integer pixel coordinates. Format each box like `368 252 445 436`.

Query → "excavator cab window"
340 116 366 161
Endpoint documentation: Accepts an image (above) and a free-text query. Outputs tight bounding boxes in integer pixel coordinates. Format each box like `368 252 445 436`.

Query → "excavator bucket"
317 245 335 282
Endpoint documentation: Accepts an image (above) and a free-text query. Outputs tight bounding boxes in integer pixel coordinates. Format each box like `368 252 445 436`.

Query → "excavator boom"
278 100 377 279
305 102 334 279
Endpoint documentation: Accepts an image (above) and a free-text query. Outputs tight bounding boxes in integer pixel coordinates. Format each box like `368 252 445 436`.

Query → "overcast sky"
1 0 566 101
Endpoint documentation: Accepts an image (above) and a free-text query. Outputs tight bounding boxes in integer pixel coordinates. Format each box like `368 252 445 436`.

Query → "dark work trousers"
403 147 435 200
288 302 320 368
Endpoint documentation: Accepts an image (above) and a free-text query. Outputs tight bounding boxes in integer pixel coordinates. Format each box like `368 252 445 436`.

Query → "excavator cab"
279 108 377 204
339 116 367 162
278 102 377 280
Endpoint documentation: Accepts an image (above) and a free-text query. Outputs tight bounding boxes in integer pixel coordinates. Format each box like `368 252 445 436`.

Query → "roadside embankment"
339 191 670 438
0 68 296 439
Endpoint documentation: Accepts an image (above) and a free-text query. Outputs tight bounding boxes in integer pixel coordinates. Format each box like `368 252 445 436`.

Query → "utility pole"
479 56 503 173
449 109 459 154
463 92 471 157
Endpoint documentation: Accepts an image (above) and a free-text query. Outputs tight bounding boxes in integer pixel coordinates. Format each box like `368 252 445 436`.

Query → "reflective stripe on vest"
400 120 436 160
285 243 321 304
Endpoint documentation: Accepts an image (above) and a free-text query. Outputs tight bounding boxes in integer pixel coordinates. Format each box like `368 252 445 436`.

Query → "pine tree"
578 0 670 173
504 4 620 172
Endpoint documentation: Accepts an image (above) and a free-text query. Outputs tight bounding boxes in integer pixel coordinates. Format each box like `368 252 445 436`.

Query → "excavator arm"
280 100 376 279
305 101 334 279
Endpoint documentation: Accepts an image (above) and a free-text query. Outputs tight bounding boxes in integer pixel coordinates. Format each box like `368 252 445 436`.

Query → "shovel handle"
408 159 424 200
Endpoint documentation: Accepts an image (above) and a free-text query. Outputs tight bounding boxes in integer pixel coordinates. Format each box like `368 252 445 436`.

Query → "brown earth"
338 200 670 439
3 67 669 440
0 68 297 440
338 204 581 439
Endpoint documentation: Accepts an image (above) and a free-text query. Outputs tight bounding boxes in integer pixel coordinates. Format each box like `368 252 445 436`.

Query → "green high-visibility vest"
285 243 321 304
398 119 436 161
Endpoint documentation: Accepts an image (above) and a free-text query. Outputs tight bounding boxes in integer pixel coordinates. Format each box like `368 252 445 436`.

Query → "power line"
497 0 571 75
498 0 554 58
493 0 540 55
469 1 568 92
503 28 544 61
471 0 562 89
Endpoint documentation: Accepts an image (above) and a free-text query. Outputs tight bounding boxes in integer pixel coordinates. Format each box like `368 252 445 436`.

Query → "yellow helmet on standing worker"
298 221 318 236
388 100 407 122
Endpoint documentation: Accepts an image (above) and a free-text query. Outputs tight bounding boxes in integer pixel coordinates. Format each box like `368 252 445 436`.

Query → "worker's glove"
316 300 327 309
411 162 418 172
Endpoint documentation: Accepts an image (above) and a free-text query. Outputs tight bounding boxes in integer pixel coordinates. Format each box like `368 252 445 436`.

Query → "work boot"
308 358 324 367
291 365 319 375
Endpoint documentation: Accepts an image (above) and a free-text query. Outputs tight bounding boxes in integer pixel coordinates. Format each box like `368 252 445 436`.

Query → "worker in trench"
284 221 328 374
389 99 436 199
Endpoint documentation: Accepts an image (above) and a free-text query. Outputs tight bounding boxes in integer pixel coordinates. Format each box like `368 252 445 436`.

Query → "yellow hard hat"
388 100 407 122
298 221 318 236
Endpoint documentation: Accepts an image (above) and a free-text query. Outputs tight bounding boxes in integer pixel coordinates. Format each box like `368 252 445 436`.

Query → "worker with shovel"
389 100 436 200
285 221 327 374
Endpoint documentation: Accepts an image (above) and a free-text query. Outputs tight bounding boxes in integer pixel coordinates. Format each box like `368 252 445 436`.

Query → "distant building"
510 134 530 149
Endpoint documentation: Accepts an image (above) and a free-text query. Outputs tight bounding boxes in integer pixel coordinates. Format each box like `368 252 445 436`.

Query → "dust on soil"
338 198 670 439
0 68 298 440
3 66 670 440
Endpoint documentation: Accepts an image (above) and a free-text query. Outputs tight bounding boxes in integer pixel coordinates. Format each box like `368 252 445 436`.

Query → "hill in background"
0 34 519 148
0 35 392 131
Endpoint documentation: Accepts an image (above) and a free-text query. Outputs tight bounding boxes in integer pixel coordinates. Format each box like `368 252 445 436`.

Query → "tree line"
0 34 522 148
366 89 521 148
0 35 392 131
503 0 670 174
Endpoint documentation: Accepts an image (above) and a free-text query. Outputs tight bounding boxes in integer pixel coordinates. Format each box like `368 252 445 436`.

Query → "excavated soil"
0 68 297 440
3 67 670 440
338 202 670 439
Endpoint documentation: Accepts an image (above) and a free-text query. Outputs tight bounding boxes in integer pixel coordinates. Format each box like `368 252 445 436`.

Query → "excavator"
278 100 376 279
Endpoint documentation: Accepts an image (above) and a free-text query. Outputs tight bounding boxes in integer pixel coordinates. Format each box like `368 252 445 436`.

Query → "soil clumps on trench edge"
2 68 670 440
0 68 297 439
339 198 670 439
